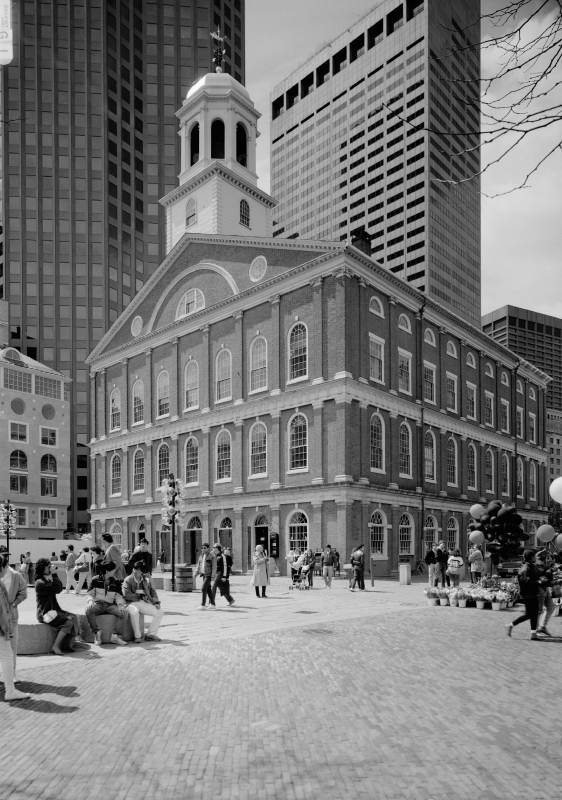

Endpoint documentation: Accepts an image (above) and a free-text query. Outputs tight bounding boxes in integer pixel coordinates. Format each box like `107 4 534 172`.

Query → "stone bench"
17 611 144 654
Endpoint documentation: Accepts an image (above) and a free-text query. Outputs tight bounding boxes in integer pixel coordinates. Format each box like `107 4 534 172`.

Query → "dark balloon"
497 506 513 521
512 513 523 526
480 513 491 525
484 530 496 542
519 532 530 541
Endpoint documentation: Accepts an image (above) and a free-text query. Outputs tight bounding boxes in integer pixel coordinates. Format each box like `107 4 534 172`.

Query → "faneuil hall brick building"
86 71 549 576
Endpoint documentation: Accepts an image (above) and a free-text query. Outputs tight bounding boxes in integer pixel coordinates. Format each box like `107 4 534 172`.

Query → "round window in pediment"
249 255 267 283
131 316 143 337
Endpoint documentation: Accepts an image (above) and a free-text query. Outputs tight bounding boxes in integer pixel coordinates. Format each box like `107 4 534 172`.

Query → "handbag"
19 562 28 574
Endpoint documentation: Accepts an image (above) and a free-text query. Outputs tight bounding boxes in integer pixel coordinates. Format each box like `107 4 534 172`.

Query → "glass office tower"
0 0 245 532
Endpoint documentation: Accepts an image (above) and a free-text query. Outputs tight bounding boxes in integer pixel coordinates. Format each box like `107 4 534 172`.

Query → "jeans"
75 571 91 593
350 568 364 590
212 576 234 604
127 601 164 637
427 564 435 587
538 588 556 631
470 571 481 584
323 566 334 587
449 573 460 587
434 564 446 588
513 596 539 631
85 602 127 636
200 575 215 606
65 571 79 592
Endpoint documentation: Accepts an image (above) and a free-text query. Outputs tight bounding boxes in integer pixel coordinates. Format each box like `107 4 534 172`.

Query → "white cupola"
160 71 276 250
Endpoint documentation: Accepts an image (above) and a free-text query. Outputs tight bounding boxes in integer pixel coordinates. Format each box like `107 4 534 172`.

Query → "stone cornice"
160 163 276 209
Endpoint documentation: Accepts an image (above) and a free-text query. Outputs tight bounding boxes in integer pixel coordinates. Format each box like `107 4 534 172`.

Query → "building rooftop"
185 71 251 104
0 345 71 380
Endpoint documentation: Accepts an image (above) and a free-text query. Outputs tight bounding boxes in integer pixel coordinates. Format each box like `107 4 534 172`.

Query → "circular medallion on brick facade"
131 316 143 337
42 404 56 420
10 398 26 415
249 255 267 283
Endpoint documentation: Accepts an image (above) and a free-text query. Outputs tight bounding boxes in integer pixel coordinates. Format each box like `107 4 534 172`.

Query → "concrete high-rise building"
0 0 245 532
269 0 481 325
482 305 562 412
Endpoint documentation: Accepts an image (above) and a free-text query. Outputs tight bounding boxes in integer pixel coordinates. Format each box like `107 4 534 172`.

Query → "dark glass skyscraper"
0 0 245 532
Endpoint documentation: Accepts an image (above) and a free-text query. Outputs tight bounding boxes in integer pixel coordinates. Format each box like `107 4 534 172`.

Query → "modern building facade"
547 409 562 483
0 0 245 532
1 344 71 540
86 71 547 576
269 0 481 326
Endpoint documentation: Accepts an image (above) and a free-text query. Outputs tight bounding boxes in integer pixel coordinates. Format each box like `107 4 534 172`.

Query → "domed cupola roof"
185 72 251 105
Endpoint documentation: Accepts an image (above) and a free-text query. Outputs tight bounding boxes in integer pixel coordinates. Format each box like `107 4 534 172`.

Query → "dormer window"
236 122 248 167
176 288 205 320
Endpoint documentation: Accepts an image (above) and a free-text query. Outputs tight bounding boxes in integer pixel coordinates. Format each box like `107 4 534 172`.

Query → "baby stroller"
290 561 311 590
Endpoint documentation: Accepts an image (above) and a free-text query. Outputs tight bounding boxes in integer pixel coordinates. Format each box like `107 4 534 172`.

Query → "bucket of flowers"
423 586 439 606
456 587 468 608
494 589 509 610
448 588 459 607
473 588 487 609
438 587 450 606
500 580 519 607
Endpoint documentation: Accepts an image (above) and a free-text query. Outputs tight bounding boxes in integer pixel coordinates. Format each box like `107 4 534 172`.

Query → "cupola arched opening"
190 123 200 166
236 122 248 167
211 119 225 159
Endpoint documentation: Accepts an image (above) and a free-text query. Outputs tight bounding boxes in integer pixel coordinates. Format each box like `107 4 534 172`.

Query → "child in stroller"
289 550 311 590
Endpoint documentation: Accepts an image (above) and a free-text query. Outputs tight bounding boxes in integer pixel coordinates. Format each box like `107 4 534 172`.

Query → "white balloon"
549 476 562 504
537 524 556 543
470 504 486 520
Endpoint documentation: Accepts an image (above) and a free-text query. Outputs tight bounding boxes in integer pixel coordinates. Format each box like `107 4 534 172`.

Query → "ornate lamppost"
157 473 189 593
0 500 17 560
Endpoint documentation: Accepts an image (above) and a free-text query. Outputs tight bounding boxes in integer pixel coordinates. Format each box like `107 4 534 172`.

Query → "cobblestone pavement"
3 576 562 800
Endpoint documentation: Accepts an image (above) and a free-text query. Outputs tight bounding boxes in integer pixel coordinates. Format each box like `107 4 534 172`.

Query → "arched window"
447 437 457 485
188 516 202 530
110 522 122 548
133 449 144 492
236 121 248 166
530 462 536 500
41 454 57 473
424 515 437 551
190 122 200 165
216 349 232 401
529 386 536 401
467 443 477 489
176 288 205 320
424 328 436 346
516 379 523 394
240 199 250 227
501 453 510 495
447 518 459 552
289 413 308 471
157 443 170 487
157 371 170 417
184 360 199 410
466 352 476 368
398 313 411 333
399 513 413 554
370 511 386 557
369 296 384 317
210 118 225 159
288 323 308 381
185 437 199 484
216 430 231 480
10 450 27 470
424 430 436 481
446 341 457 358
501 371 509 386
110 388 121 431
485 449 494 492
250 337 267 392
132 380 144 424
528 523 537 548
186 197 197 228
111 454 122 495
249 422 267 476
485 362 494 378
399 423 411 477
288 511 308 553
517 457 524 497
370 413 384 472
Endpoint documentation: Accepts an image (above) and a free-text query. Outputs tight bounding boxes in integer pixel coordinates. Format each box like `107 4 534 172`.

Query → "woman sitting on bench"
35 559 79 656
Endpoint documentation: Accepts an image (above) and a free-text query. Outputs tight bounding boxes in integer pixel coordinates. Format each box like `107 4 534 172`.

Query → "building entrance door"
255 525 269 554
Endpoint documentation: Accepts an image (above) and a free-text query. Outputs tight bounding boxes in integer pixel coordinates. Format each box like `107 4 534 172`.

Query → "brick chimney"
351 228 372 257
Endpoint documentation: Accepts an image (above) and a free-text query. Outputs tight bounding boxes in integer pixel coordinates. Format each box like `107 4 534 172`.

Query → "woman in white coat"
251 545 270 598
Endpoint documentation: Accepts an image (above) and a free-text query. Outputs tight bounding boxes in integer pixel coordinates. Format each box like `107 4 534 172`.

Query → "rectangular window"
466 383 476 420
16 508 27 526
10 474 28 494
41 427 57 447
423 362 435 403
516 407 523 438
529 413 536 443
40 509 57 528
485 392 494 427
35 375 61 399
500 400 510 433
3 368 32 393
446 373 457 413
10 422 28 442
369 334 384 383
41 477 58 497
398 350 412 394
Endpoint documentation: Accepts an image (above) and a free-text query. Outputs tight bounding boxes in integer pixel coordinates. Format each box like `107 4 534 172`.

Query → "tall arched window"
133 449 145 492
111 454 122 495
190 122 200 165
528 523 537 547
447 518 459 552
530 462 536 500
289 413 308 471
424 515 437 551
110 388 121 431
186 197 197 227
176 288 205 319
288 511 308 553
132 380 144 424
211 118 225 159
250 337 267 392
370 511 386 557
517 457 524 497
185 437 199 484
501 453 510 495
485 449 494 492
424 431 436 481
399 423 411 477
399 513 413 554
10 450 27 470
110 522 122 548
184 360 199 410
447 437 457 485
188 516 202 531
236 122 248 166
467 443 477 489
240 199 250 227
216 349 232 401
249 422 267 476
216 430 231 480
370 413 384 472
424 328 436 346
41 454 57 473
157 443 170 487
288 323 308 381
157 371 170 417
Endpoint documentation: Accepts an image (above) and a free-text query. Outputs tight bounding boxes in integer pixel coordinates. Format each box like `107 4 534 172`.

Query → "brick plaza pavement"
3 574 562 800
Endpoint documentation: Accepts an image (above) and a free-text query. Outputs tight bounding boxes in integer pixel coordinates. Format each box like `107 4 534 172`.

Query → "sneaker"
134 637 143 644
5 688 31 701
349 588 355 592
198 605 207 611
144 634 160 642
530 631 540 640
209 604 217 610
94 631 103 646
228 601 236 607
537 629 552 637
505 623 513 638
111 634 128 646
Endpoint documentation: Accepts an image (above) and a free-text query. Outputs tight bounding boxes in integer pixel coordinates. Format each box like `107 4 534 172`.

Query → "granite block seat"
82 612 144 643
17 611 143 653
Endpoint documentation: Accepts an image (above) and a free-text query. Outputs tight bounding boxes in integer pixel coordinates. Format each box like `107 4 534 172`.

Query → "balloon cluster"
468 501 531 561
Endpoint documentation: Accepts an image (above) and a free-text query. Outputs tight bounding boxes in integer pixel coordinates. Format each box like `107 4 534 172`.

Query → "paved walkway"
3 575 562 799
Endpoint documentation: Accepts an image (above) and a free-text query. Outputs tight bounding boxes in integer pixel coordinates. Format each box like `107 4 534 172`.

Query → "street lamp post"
0 500 17 561
158 473 188 593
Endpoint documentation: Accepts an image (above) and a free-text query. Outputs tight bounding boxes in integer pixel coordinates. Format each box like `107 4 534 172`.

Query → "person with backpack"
64 545 79 594
349 544 365 592
447 549 464 587
321 545 336 589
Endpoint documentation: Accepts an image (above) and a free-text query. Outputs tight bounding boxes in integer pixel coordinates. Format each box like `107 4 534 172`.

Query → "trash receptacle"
399 563 411 585
175 565 193 593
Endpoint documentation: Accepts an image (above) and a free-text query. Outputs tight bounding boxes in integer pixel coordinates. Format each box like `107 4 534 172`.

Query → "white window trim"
9 420 29 443
446 341 457 359
398 348 412 396
398 314 412 333
249 336 268 394
370 413 386 474
287 322 309 384
485 450 495 494
446 437 458 487
446 372 458 413
501 454 510 496
156 412 171 420
398 514 415 555
248 387 269 396
516 380 523 394
214 477 233 484
424 328 436 347
501 371 509 386
131 420 145 427
287 411 309 474
39 508 57 528
398 421 413 478
15 508 27 526
286 467 309 475
183 361 200 412
530 463 537 500
369 333 385 385
215 431 232 483
183 405 200 413
466 352 476 369
467 444 477 490
516 406 524 438
423 362 437 405
369 512 388 560
424 430 437 483
110 492 122 498
529 412 537 443
517 459 524 498
369 296 385 318
500 400 510 433
485 363 494 378
109 388 121 432
466 381 477 421
132 489 145 495
484 391 494 427
529 387 536 401
286 375 309 386
184 481 199 488
40 426 58 448
214 396 233 406
248 421 268 479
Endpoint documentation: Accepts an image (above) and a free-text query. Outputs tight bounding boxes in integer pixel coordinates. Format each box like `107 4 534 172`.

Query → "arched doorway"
254 514 269 553
424 516 437 552
186 516 202 565
288 511 308 555
218 516 232 549
137 523 146 545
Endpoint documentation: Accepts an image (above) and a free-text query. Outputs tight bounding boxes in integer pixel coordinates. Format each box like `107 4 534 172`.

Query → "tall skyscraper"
0 0 245 532
269 0 481 325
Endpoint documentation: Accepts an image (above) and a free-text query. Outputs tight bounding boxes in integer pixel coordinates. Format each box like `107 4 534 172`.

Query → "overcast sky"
245 0 562 321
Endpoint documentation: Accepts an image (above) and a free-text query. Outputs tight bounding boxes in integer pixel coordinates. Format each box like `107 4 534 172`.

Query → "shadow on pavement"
1 694 79 713
13 681 79 697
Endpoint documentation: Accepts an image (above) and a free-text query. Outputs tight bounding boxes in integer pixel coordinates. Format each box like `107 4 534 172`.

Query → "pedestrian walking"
349 544 365 592
0 555 31 701
251 545 270 597
321 545 336 588
195 543 215 609
303 548 315 588
122 561 164 642
34 559 80 656
212 544 235 606
101 533 126 581
468 544 484 583
74 547 92 595
447 549 464 587
536 550 556 637
91 545 104 576
64 544 79 594
425 544 437 587
434 542 448 588
505 550 546 640
0 545 28 695
158 549 167 572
